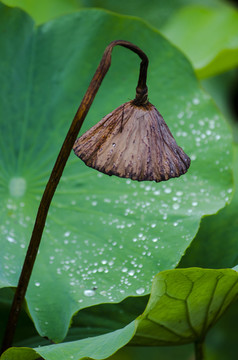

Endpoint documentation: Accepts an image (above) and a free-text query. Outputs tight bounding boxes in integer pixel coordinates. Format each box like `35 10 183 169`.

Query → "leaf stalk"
194 339 205 360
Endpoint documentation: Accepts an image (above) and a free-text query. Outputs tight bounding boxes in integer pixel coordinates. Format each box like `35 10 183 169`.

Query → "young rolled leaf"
73 101 191 182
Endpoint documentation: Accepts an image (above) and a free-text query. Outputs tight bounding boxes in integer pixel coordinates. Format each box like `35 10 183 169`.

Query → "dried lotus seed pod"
73 100 190 182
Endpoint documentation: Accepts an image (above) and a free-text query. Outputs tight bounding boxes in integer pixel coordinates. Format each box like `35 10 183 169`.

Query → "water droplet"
192 98 200 105
172 203 180 210
100 290 107 296
84 289 95 297
128 270 135 276
35 282 41 287
104 198 111 203
164 187 172 194
192 201 198 206
177 112 184 119
136 287 145 295
9 177 27 197
7 236 16 243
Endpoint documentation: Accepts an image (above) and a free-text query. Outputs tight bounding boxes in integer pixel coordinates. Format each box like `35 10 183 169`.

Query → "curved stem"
1 40 149 353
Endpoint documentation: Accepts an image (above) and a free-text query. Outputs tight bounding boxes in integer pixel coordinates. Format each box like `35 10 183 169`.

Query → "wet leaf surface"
0 4 233 342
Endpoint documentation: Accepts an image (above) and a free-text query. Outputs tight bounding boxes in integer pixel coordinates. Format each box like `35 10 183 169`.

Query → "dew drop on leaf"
7 236 16 243
136 287 145 295
84 289 95 297
128 270 135 276
9 177 27 197
192 98 200 105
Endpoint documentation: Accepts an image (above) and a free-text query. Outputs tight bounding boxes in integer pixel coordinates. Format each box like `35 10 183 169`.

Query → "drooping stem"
194 339 205 360
1 40 148 353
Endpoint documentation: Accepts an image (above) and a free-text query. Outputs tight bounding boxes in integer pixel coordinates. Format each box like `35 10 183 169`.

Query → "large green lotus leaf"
133 268 238 346
81 0 226 28
162 5 238 79
2 1 237 79
1 0 225 25
109 298 238 360
0 322 137 360
2 268 238 360
6 298 238 360
180 144 238 269
0 4 233 342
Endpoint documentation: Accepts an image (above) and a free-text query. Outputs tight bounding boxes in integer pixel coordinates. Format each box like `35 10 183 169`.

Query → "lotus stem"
194 339 205 360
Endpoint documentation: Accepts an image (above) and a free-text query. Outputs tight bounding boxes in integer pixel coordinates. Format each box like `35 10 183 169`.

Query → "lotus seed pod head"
73 101 191 182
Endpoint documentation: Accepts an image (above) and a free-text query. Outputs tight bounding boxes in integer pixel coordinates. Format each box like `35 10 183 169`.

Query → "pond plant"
1 38 191 353
0 2 238 360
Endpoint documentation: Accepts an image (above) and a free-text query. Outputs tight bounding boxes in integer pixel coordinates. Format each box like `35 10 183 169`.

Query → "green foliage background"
0 0 238 359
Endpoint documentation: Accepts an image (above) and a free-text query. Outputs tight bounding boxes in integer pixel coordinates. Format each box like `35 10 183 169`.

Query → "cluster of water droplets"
1 177 35 281
32 92 232 311
1 90 234 329
174 92 231 166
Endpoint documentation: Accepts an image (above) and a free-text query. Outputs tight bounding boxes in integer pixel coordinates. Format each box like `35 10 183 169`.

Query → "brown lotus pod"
73 101 190 182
